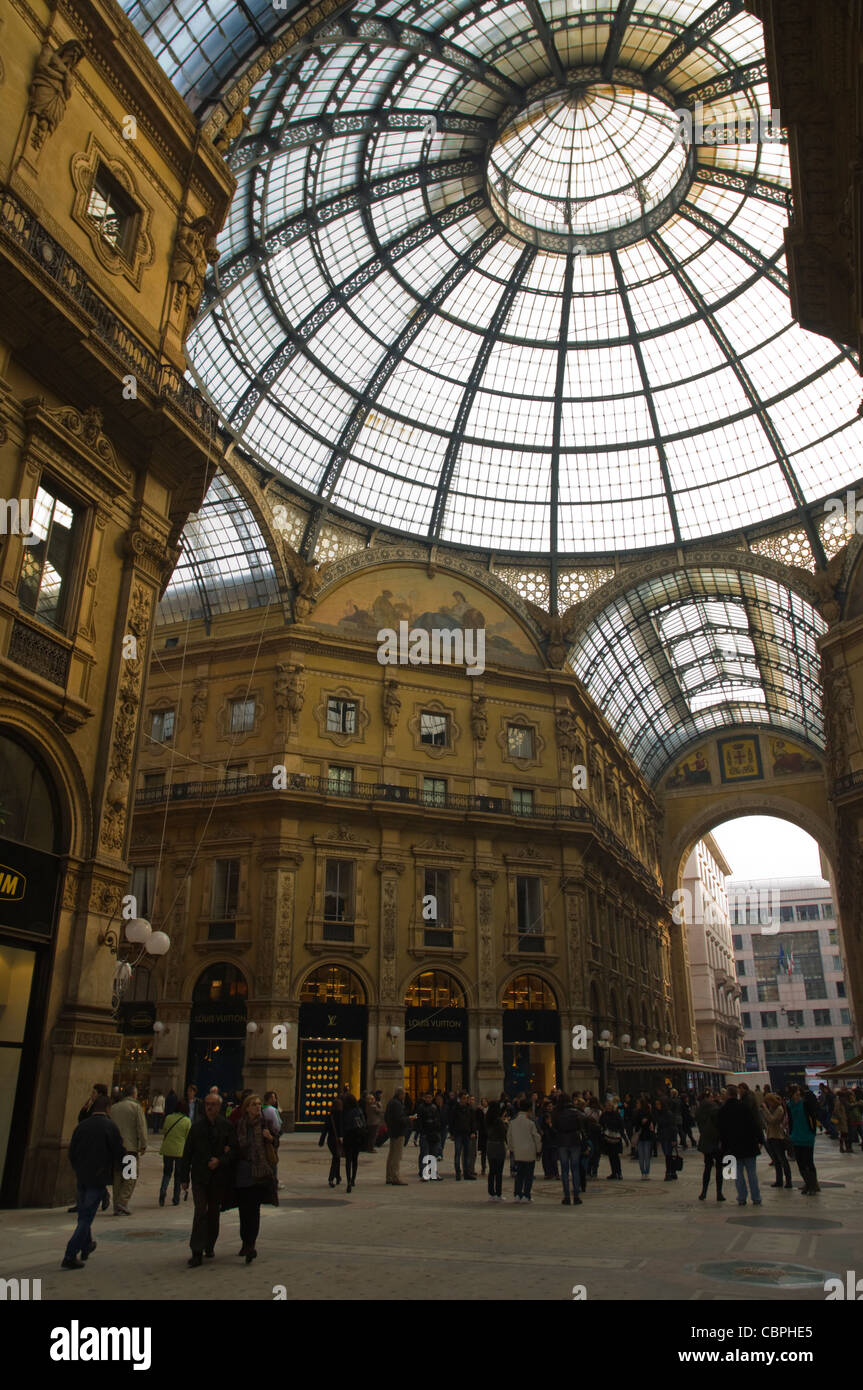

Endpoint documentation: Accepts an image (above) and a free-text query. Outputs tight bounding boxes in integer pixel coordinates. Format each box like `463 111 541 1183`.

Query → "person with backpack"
159 1099 191 1205
341 1093 366 1192
553 1093 586 1205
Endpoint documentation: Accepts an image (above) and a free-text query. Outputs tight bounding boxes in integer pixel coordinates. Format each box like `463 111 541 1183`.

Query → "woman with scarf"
232 1094 278 1261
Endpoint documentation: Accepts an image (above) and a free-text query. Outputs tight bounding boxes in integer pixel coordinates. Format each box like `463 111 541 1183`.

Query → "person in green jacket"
159 1100 191 1205
787 1085 820 1195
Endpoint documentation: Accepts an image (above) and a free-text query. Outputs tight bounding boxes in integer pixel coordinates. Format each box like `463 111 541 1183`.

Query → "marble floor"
1 1132 861 1302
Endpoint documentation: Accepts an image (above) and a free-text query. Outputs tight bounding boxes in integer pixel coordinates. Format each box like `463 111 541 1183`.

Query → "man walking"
417 1091 443 1180
180 1091 237 1266
61 1095 122 1269
110 1083 148 1215
384 1088 409 1185
717 1084 763 1206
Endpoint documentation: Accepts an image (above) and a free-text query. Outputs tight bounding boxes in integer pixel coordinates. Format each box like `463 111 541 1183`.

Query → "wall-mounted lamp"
486 1027 499 1045
650 1040 661 1052
246 1021 259 1035
620 1034 631 1047
684 1047 692 1057
386 1024 401 1045
153 1020 169 1037
637 1037 647 1049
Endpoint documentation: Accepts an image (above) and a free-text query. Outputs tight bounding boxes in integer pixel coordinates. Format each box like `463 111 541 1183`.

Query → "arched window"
501 974 557 1010
405 971 465 1008
0 731 60 853
300 964 365 1005
193 962 248 1005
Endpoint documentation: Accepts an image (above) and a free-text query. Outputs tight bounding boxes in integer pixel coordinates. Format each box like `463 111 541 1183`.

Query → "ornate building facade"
0 0 232 1203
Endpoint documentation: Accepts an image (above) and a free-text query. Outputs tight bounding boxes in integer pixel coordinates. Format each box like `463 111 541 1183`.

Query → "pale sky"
711 816 824 881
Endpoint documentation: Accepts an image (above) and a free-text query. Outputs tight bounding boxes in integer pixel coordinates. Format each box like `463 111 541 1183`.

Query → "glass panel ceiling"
163 0 863 557
568 567 826 782
158 471 279 624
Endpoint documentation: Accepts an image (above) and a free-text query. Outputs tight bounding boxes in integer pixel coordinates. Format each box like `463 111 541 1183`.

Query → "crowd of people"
60 1075 862 1268
318 1080 863 1205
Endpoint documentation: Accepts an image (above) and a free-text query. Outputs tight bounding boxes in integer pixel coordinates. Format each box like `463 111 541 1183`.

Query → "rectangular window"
420 712 449 747
732 934 743 951
211 859 239 918
323 859 355 941
326 698 357 734
737 959 747 976
130 865 155 920
786 1009 805 1028
17 483 82 630
840 1008 851 1025
760 1011 778 1029
151 709 175 743
779 906 794 923
739 985 749 1003
757 979 779 1002
143 772 164 792
423 868 452 947
224 761 248 789
836 981 846 998
796 904 820 921
86 165 139 260
813 1009 831 1027
423 777 446 807
507 724 534 759
229 698 255 733
512 788 534 816
516 875 543 940
328 765 354 794
821 903 835 919
741 1012 751 1029
831 955 842 971
828 929 838 945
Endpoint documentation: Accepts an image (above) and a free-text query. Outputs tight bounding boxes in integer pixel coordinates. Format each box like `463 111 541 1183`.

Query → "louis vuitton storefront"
296 965 367 1128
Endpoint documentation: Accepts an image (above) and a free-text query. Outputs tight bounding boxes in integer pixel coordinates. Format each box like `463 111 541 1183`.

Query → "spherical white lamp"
125 918 151 943
246 1021 259 1035
144 930 170 956
637 1037 647 1049
600 1029 611 1041
153 1020 166 1035
684 1047 692 1057
651 1040 660 1052
585 1029 593 1041
620 1034 631 1047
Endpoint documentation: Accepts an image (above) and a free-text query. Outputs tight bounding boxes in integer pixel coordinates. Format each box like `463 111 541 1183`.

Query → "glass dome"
136 0 863 559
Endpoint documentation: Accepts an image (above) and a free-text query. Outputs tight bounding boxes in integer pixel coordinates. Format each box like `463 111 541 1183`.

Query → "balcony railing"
134 772 660 890
0 190 219 440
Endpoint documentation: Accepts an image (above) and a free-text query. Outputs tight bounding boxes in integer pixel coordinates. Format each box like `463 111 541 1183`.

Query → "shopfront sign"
404 1007 466 1041
189 1005 248 1038
502 1009 559 1043
0 837 60 938
117 1001 156 1035
299 1003 367 1038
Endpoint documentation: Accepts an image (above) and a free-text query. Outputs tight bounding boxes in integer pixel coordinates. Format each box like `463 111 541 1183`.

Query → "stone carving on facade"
589 743 604 805
286 550 323 622
171 216 219 332
46 405 132 484
285 664 305 724
823 656 861 777
190 676 208 737
164 863 189 999
811 550 847 625
274 871 295 997
606 768 620 826
524 601 581 667
379 869 400 1002
256 868 277 995
472 868 497 1003
27 39 83 151
554 706 583 763
470 694 488 745
382 679 401 731
61 870 78 911
213 103 251 154
89 879 122 916
99 583 152 854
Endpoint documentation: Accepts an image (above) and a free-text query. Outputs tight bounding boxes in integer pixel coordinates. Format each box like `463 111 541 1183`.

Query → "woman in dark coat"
231 1094 278 1262
600 1099 625 1179
539 1102 559 1179
319 1097 343 1187
654 1098 678 1181
696 1090 725 1201
341 1093 366 1193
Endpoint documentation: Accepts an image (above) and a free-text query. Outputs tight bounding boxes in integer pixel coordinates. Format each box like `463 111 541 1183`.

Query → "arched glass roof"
159 471 279 624
569 567 826 782
164 0 863 559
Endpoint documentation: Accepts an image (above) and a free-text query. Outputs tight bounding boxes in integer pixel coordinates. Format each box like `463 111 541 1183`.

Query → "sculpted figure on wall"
28 40 83 150
191 676 208 737
471 694 488 745
383 679 401 731
171 217 219 331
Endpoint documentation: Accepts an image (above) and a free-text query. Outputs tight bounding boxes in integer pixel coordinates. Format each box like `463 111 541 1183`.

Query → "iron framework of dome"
132 0 863 565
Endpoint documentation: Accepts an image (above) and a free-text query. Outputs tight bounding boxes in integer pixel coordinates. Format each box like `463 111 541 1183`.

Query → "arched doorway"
501 973 559 1096
187 963 248 1097
0 730 65 1205
297 965 367 1127
403 970 467 1099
